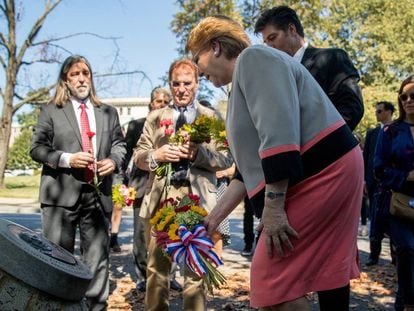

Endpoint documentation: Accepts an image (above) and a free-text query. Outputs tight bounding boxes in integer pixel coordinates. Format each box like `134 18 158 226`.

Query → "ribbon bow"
166 224 223 277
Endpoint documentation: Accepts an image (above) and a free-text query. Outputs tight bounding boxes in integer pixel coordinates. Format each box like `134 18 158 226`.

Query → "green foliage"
16 108 39 127
171 0 414 135
6 129 40 171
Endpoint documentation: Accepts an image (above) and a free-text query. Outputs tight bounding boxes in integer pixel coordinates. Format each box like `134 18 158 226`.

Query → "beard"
67 83 90 100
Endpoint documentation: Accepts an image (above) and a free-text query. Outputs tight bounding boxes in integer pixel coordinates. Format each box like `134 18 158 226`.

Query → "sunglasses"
399 92 414 102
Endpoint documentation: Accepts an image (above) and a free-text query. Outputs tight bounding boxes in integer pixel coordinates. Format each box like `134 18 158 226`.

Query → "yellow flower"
168 223 179 240
191 205 208 217
157 212 176 231
150 210 162 225
128 187 136 200
219 130 226 138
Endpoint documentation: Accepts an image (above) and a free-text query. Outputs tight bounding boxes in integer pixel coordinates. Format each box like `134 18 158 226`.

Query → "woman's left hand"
258 204 298 258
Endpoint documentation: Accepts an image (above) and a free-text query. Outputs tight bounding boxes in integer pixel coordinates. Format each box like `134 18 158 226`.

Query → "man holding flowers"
134 59 232 310
30 55 126 310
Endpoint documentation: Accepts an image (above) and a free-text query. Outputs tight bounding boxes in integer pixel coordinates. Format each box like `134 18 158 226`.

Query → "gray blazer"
30 101 126 213
134 102 233 219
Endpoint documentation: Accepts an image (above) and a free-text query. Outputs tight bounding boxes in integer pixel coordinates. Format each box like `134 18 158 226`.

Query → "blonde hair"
186 15 251 60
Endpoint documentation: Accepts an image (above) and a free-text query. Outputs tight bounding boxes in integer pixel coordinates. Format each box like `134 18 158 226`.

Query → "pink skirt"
250 147 363 307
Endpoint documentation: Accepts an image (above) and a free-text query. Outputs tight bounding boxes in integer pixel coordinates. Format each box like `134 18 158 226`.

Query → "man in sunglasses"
364 101 395 266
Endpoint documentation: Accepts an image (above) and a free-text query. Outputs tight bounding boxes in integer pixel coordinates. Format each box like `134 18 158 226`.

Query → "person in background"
241 196 260 256
187 15 363 311
109 172 125 253
199 98 233 250
254 5 364 131
30 55 126 310
374 76 414 311
364 101 396 266
134 59 232 310
353 133 368 237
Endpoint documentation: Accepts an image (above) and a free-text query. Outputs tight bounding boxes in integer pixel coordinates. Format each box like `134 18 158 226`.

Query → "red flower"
160 119 173 127
165 128 174 136
160 197 176 208
87 131 95 139
175 205 191 213
188 193 200 205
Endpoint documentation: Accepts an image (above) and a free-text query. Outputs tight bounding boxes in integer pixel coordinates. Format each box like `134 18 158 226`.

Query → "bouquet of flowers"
155 115 228 187
112 184 136 209
150 193 226 294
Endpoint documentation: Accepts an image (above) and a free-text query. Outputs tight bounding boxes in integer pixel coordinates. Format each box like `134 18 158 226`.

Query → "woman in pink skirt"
186 16 363 310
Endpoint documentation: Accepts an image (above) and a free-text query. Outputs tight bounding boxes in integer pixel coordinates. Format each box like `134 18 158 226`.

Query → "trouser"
389 217 414 309
144 184 206 311
318 284 350 311
243 196 255 248
41 190 110 311
369 188 394 261
133 197 147 281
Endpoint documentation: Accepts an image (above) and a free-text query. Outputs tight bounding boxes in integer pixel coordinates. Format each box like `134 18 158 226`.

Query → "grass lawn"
0 175 40 199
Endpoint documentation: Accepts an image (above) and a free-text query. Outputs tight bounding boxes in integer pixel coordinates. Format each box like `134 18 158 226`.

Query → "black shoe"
170 279 183 292
366 258 378 266
241 246 253 256
136 280 146 292
110 233 121 252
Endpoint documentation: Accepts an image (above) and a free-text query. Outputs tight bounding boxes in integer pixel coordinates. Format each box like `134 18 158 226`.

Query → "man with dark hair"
255 6 364 131
364 101 396 266
30 55 126 310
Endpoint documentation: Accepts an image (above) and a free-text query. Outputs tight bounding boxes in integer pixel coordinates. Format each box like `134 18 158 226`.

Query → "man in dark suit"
30 55 126 310
363 101 395 266
254 5 364 131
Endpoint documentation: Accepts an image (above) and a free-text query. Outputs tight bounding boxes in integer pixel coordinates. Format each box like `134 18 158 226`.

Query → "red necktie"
80 102 94 182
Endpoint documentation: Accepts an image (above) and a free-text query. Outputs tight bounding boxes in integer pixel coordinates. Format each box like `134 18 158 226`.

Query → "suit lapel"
301 47 316 70
94 105 104 157
62 101 82 147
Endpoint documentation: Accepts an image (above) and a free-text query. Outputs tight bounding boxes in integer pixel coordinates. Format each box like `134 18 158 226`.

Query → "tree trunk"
0 113 13 189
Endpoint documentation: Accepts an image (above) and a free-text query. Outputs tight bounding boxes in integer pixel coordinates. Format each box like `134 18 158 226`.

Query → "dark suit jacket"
124 117 148 199
302 47 364 131
30 101 126 213
363 126 381 194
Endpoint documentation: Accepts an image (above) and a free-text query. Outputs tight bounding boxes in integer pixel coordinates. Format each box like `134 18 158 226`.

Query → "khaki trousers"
144 184 206 311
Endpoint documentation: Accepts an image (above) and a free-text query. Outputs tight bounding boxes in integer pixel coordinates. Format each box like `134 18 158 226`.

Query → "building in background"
102 97 150 129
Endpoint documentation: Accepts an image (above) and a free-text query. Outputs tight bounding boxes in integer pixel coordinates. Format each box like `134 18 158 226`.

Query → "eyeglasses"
399 92 414 102
376 109 383 114
171 81 194 90
153 99 170 104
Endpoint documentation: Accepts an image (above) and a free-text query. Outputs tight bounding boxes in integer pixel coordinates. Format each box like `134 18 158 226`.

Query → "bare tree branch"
20 58 61 66
15 0 62 69
12 84 55 113
95 70 151 80
0 54 6 70
32 32 122 46
0 2 6 14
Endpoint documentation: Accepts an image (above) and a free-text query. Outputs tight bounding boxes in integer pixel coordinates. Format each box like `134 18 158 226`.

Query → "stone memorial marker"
0 218 93 310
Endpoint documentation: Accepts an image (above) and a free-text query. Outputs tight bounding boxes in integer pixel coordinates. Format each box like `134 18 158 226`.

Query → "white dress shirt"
293 41 309 62
59 98 97 168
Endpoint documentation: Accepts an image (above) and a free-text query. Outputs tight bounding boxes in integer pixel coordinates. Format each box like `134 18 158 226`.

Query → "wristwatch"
265 191 286 200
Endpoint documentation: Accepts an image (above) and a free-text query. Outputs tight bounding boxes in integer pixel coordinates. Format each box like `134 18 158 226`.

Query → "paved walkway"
0 198 397 310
